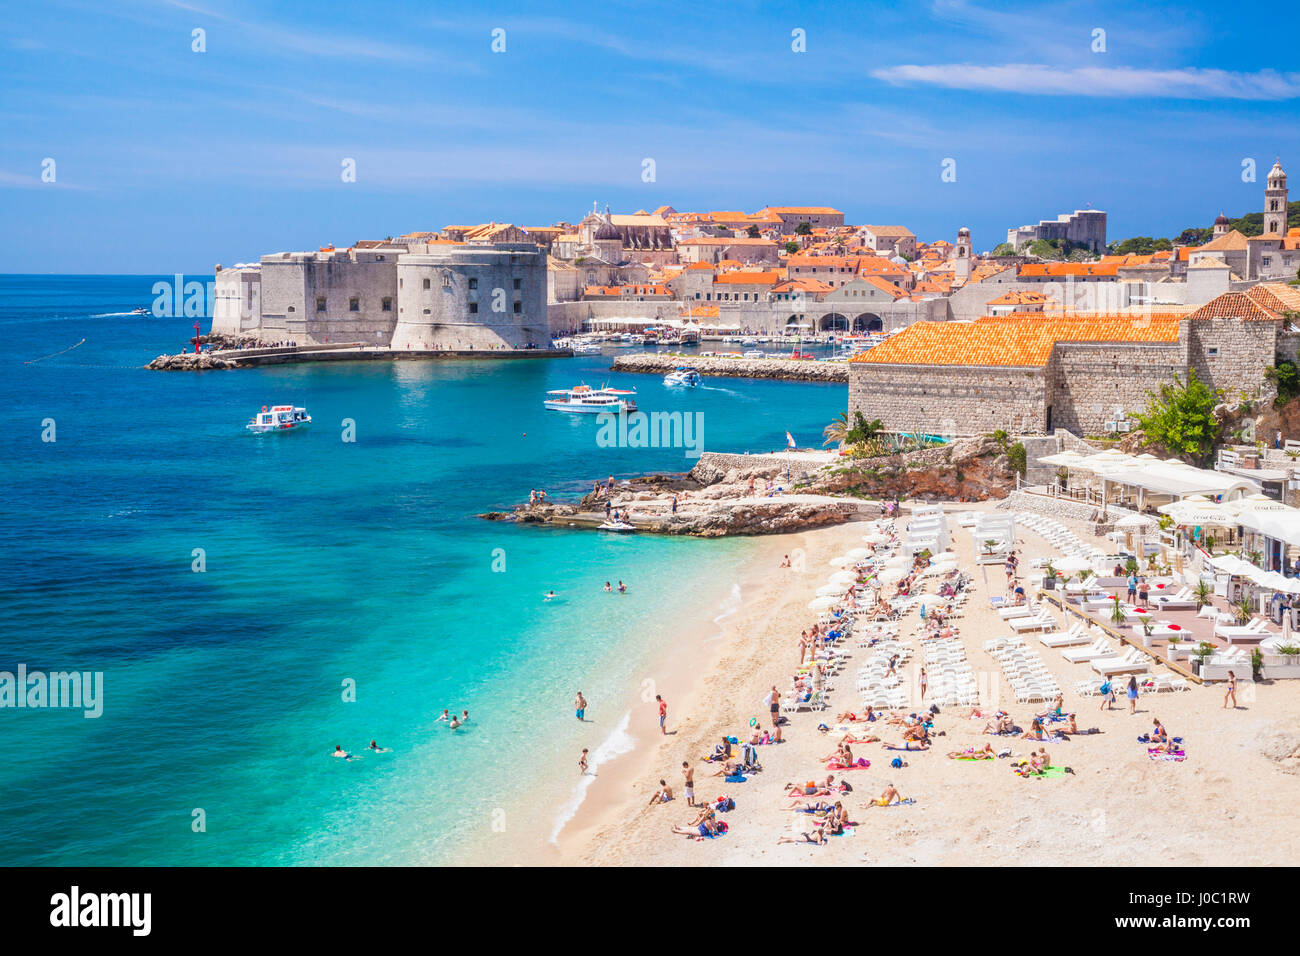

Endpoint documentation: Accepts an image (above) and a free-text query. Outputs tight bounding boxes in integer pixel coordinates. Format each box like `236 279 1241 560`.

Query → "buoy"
261 405 267 412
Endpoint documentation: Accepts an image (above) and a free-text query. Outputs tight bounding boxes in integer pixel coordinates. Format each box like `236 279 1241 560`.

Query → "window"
1207 347 1219 356
381 297 393 312
316 297 326 312
468 278 478 290
423 308 431 314
513 301 522 313
423 278 431 290
399 278 403 288
442 272 451 288
349 298 360 312
469 302 478 314
513 278 521 290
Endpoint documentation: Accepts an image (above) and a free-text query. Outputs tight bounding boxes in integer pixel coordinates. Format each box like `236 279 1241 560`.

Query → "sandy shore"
547 501 1300 867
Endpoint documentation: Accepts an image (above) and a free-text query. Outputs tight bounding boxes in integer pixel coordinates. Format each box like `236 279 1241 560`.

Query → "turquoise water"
0 275 844 865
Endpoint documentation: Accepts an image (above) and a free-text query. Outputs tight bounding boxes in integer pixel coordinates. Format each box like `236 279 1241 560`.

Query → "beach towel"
1148 748 1187 762
724 774 747 784
826 757 871 770
954 753 996 761
1012 764 1069 779
879 798 916 808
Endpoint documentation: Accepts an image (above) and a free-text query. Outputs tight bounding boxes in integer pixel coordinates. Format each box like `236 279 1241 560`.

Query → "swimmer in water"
436 709 450 723
367 740 391 753
332 745 358 761
544 590 556 601
603 581 612 592
460 709 470 723
449 716 461 730
617 580 627 594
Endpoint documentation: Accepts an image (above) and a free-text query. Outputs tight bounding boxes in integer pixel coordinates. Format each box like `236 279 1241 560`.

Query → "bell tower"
1264 160 1288 235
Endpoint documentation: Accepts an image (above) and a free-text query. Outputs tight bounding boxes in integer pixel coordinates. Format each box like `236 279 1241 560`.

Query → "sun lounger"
1009 611 1057 633
1039 623 1091 647
1091 649 1151 676
1062 639 1113 663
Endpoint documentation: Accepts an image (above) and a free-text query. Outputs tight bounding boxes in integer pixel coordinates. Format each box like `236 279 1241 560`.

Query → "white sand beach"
540 502 1300 867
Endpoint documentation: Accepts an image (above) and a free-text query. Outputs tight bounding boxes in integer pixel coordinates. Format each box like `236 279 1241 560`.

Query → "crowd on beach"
621 504 1217 849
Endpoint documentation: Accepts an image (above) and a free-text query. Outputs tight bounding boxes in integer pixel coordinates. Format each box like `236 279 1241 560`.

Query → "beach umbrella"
828 555 852 567
816 584 846 597
863 532 890 545
808 596 839 611
845 547 871 560
1037 450 1088 467
875 568 905 585
1054 555 1094 572
829 570 858 587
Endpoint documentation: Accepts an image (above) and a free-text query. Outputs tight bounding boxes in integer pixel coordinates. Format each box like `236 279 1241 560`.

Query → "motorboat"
572 342 601 354
663 367 701 387
246 404 311 433
597 520 636 532
544 384 638 414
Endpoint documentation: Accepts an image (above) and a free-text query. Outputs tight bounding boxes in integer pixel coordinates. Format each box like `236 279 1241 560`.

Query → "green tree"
1266 357 1300 406
795 222 812 236
822 412 849 447
746 224 760 238
845 412 883 444
784 241 799 254
1135 368 1222 465
990 242 1016 256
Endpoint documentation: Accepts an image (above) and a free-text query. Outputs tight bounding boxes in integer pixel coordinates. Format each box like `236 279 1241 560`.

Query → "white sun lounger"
1062 639 1113 663
1091 649 1151 676
1039 623 1090 647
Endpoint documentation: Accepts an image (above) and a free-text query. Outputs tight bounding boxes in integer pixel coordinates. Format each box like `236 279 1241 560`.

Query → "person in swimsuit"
681 761 695 806
332 745 355 760
657 694 668 735
574 691 587 722
1126 675 1139 714
648 779 674 805
670 807 717 838
776 828 827 845
578 748 588 774
767 685 781 724
867 783 903 807
1224 670 1238 709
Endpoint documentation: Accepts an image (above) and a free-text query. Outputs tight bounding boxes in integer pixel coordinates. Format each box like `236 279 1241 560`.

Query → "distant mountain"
1109 201 1300 255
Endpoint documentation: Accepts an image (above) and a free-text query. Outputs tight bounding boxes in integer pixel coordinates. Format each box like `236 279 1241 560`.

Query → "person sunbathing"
840 731 880 745
671 807 718 838
835 709 874 724
866 783 904 807
784 775 836 798
1022 717 1046 740
883 738 929 751
1037 694 1065 720
948 743 997 759
983 712 1014 735
709 760 743 778
1029 748 1051 773
647 780 674 805
1150 718 1168 744
776 828 827 846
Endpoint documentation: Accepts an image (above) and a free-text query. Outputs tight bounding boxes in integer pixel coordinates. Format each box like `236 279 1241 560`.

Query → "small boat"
544 384 638 414
663 367 701 387
743 349 764 358
246 404 311 433
741 337 758 346
598 520 636 532
572 342 601 354
129 307 149 315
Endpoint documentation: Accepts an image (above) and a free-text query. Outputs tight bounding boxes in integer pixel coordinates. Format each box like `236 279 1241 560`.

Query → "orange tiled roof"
762 206 843 215
1186 291 1281 322
1246 283 1300 313
1018 262 1120 278
682 305 720 318
851 314 1184 368
713 270 781 285
987 290 1049 305
686 261 716 270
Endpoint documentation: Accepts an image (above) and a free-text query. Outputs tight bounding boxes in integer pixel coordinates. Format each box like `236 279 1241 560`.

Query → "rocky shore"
611 352 846 382
482 437 1020 537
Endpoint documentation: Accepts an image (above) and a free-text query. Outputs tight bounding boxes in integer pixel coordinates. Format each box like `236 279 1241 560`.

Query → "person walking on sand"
656 694 668 734
1126 675 1139 714
682 761 695 806
578 748 589 775
1099 679 1114 711
919 667 928 701
575 691 587 722
1224 670 1238 709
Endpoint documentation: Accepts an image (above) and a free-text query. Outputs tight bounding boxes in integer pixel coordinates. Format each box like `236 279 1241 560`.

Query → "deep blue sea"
0 275 844 865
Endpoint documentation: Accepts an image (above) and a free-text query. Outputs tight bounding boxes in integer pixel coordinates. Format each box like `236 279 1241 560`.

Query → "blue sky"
2 0 1298 273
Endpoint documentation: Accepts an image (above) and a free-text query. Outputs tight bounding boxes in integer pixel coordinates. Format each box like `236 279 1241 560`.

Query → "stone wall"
1047 341 1185 435
849 363 1048 435
611 352 846 382
1187 317 1279 404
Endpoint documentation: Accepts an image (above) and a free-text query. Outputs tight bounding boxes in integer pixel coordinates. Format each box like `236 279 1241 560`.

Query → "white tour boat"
597 520 636 532
544 384 638 414
572 342 601 354
246 404 311 433
663 367 701 387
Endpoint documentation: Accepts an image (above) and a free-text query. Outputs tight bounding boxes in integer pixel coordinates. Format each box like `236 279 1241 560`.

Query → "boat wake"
90 311 143 318
549 710 635 845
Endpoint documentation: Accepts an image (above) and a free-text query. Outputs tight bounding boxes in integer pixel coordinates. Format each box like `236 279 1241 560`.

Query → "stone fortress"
212 239 548 350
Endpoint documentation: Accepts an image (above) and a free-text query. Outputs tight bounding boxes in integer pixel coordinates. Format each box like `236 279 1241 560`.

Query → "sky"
2 0 1299 273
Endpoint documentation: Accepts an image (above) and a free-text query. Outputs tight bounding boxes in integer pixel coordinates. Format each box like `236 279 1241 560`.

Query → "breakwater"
611 352 847 382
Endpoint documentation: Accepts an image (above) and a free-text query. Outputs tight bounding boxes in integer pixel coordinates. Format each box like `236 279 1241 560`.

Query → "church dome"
594 220 621 241
1269 161 1286 182
1214 213 1229 225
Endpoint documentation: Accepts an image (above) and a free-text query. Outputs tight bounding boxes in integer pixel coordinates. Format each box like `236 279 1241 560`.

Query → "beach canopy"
875 567 905 584
808 596 839 611
828 555 852 567
1114 513 1158 529
845 547 871 560
828 570 858 587
1053 555 1095 572
1037 451 1089 467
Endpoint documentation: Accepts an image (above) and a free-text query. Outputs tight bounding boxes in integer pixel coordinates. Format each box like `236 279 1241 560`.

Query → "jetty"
148 341 572 370
611 352 846 383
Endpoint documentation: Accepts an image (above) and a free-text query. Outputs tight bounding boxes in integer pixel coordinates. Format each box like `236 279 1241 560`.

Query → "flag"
785 430 796 449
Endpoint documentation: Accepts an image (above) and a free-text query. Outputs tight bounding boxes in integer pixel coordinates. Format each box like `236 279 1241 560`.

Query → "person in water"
617 580 627 593
603 581 612 592
332 745 357 760
367 740 390 752
448 716 461 729
436 709 450 723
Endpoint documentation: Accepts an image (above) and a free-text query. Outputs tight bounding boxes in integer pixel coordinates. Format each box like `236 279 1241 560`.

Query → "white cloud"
871 64 1300 100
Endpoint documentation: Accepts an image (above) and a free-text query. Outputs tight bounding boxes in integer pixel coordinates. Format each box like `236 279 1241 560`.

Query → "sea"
0 275 843 865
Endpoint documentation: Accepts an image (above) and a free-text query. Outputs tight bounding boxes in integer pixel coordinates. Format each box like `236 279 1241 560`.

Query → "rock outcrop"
146 351 238 371
806 436 1017 501
611 352 846 382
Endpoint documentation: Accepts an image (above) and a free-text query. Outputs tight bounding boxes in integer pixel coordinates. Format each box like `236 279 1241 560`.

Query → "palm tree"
823 412 849 447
